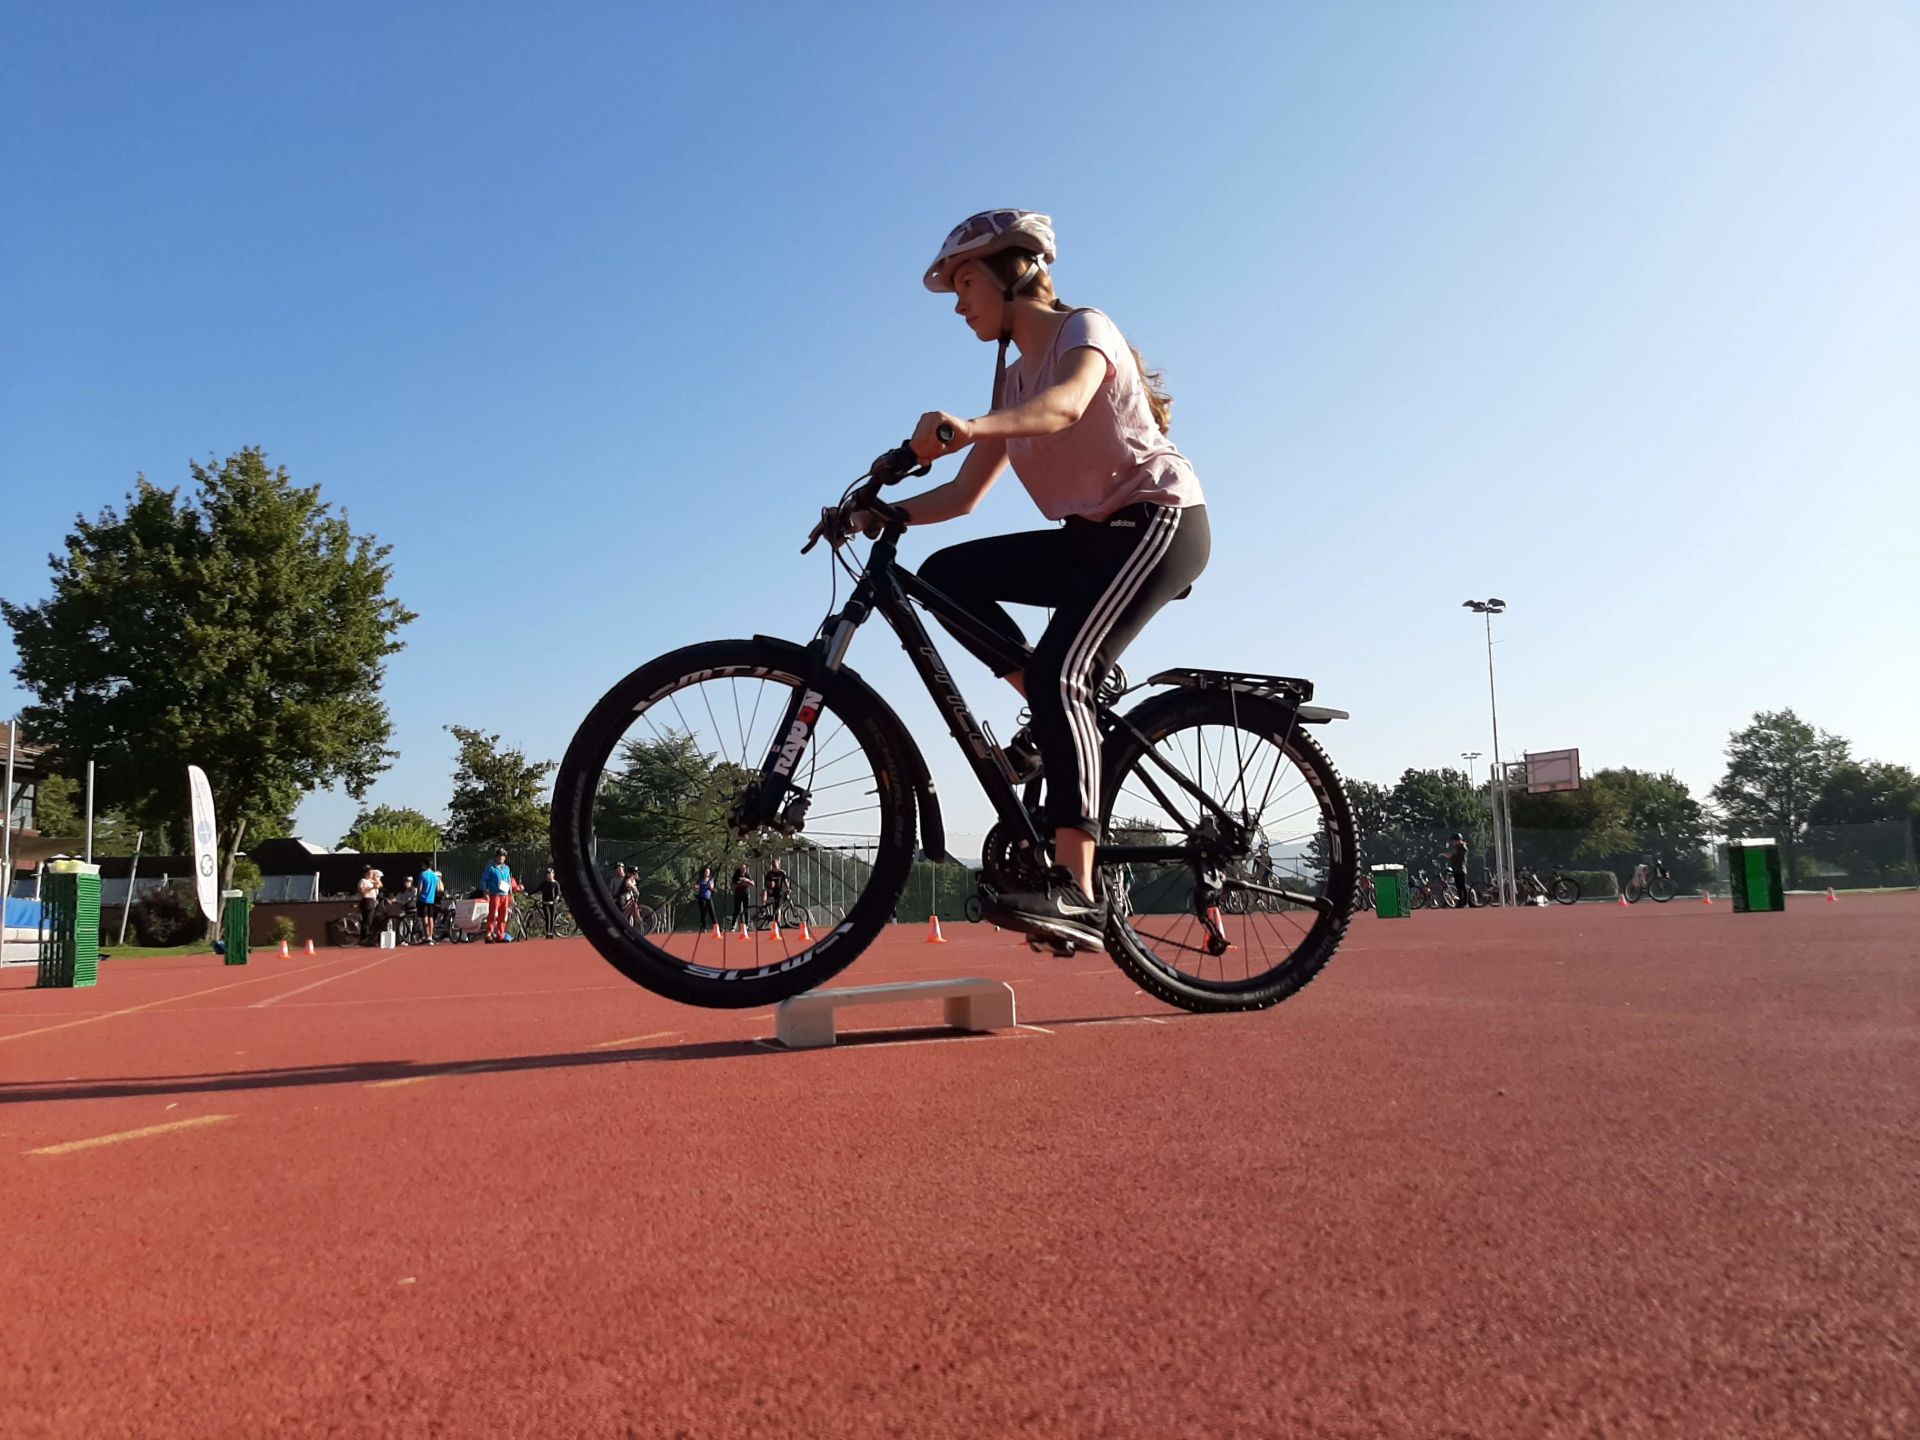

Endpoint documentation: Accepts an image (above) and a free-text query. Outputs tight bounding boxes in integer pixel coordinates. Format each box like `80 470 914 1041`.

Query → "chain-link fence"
1360 821 1917 898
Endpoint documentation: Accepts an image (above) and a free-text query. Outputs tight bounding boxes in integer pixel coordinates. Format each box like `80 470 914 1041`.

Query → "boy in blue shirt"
418 863 442 944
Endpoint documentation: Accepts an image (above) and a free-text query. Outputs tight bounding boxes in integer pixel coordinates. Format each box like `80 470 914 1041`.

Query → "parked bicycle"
1623 858 1675 904
551 434 1358 1014
1515 868 1582 906
1409 870 1455 910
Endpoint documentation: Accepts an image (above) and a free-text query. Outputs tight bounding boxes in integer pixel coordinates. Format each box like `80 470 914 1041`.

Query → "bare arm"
908 346 1111 459
896 439 1008 524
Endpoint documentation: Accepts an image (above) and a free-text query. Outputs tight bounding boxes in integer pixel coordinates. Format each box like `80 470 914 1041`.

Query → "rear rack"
1146 668 1347 723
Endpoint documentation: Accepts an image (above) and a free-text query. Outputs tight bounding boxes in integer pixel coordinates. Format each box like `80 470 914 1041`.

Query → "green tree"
1711 709 1850 861
1386 768 1485 842
26 772 143 855
1 449 414 843
1345 779 1392 858
340 804 442 852
444 725 555 846
594 730 759 901
1809 760 1920 826
1507 767 1713 886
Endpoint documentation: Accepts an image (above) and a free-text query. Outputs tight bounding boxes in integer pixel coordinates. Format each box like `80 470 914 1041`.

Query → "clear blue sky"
3 1 1916 849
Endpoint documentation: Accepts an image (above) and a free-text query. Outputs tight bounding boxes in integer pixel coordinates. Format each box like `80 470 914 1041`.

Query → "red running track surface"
2 896 1916 1437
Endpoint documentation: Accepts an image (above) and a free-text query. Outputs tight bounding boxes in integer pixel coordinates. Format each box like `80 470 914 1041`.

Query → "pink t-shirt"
1000 308 1205 522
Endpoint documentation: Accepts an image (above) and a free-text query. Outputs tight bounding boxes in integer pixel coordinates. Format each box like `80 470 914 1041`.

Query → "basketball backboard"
1525 748 1581 793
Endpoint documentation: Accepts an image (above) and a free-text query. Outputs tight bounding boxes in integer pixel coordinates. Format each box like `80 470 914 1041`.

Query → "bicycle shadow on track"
0 1036 779 1106
0 1008 1200 1105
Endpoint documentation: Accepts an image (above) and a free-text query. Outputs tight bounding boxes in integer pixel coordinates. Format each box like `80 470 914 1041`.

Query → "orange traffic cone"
926 914 947 944
1826 887 1837 903
798 916 813 942
1617 894 1628 907
303 939 315 956
277 939 290 958
1206 906 1239 951
709 923 722 940
1702 893 1714 906
769 918 783 941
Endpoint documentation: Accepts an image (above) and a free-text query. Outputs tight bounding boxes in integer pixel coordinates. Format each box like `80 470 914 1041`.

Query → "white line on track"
591 1030 681 1050
270 983 630 1010
0 956 344 1044
251 954 396 1008
1014 1022 1055 1034
27 1114 237 1155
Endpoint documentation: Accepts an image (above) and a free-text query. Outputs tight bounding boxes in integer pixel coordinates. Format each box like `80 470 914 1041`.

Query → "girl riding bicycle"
847 210 1209 951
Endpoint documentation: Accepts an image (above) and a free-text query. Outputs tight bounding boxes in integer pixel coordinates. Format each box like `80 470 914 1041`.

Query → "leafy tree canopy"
1 449 414 844
1809 760 1920 826
1711 708 1850 843
340 804 442 852
444 725 554 846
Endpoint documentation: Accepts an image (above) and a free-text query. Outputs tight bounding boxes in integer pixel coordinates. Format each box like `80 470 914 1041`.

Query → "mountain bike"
1623 859 1675 904
550 434 1359 1014
751 895 811 933
1409 870 1454 910
1515 868 1582 906
516 895 578 939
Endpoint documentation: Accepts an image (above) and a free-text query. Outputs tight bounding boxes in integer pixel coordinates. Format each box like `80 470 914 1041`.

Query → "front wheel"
1550 876 1582 906
1649 874 1675 902
550 638 919 1008
1097 689 1358 1013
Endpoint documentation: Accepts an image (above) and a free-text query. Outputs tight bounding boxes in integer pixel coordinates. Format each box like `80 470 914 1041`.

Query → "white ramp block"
774 977 1017 1050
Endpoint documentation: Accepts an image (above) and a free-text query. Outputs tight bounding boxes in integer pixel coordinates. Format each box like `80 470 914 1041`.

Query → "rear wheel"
550 638 918 1008
1649 874 1675 902
1550 875 1581 905
1097 689 1357 1013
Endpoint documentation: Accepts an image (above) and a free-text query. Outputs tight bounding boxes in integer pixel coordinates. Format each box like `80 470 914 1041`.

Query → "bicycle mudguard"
750 634 952 864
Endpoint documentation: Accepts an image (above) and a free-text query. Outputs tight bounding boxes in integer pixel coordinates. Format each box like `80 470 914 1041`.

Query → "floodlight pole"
1464 601 1515 907
2 720 15 904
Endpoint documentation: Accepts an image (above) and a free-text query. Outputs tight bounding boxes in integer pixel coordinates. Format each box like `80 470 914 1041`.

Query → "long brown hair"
978 252 1174 435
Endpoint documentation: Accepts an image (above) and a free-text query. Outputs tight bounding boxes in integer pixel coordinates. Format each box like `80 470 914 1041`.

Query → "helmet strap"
990 257 1033 411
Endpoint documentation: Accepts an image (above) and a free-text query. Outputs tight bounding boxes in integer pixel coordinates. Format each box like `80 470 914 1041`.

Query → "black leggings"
918 503 1210 835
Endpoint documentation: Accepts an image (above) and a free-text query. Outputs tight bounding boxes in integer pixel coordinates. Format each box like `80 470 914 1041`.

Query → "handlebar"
800 423 958 554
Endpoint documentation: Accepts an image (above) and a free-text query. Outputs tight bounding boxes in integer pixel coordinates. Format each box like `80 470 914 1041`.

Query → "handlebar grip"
936 421 955 444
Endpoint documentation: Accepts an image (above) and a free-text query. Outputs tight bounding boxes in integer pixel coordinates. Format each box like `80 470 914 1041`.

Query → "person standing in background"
730 864 752 932
481 849 514 942
1446 832 1473 909
357 866 383 946
536 866 561 938
418 861 442 944
694 867 718 933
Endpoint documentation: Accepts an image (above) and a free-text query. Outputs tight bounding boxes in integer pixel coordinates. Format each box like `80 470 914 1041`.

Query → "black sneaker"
1001 724 1044 784
980 866 1107 952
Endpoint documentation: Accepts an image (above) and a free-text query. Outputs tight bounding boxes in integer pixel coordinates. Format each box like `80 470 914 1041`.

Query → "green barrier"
221 889 251 965
38 864 102 989
1372 864 1411 919
1727 839 1785 913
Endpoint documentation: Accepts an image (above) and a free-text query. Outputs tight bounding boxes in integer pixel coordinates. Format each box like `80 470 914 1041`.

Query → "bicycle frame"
742 525 1311 895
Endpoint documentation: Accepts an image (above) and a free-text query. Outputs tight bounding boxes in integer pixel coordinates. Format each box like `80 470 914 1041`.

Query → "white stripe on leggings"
1058 506 1179 827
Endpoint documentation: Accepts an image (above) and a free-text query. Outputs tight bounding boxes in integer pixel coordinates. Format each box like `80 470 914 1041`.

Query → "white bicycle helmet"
925 209 1059 409
923 209 1056 293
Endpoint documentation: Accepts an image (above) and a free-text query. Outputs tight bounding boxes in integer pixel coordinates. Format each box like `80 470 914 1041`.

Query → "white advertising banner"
187 765 220 923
